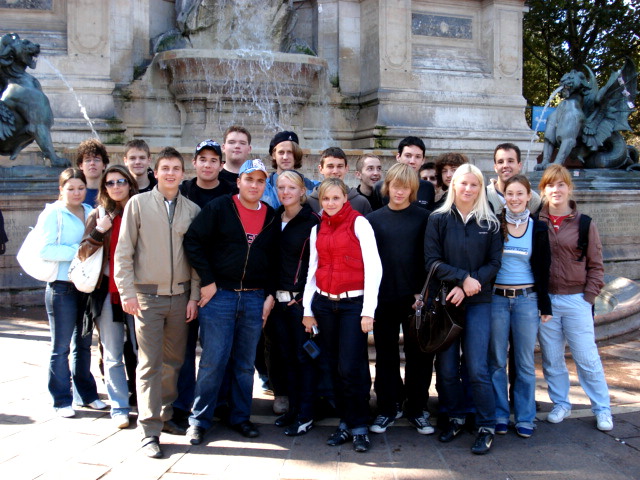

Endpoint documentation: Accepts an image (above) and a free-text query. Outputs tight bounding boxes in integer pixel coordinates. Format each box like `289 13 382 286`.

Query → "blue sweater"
39 201 92 281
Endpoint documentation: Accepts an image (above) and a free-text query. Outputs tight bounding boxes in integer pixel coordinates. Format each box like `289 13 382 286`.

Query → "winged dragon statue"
536 58 638 171
0 33 69 167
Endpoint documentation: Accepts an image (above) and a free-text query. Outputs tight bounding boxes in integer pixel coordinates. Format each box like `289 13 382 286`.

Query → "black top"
218 168 239 185
357 185 384 211
276 203 321 297
424 206 502 305
184 195 278 294
138 169 158 194
373 178 435 211
179 177 237 208
366 204 430 301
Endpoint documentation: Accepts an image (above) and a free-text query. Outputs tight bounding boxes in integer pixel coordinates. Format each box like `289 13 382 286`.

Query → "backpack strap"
577 214 591 261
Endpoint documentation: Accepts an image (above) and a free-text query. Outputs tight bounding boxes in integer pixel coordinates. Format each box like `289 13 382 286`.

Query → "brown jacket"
539 201 604 304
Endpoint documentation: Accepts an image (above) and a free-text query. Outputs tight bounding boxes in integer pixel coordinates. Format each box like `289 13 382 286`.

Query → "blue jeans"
538 293 611 415
436 302 495 429
174 317 199 412
489 292 540 429
45 281 99 408
95 293 133 417
189 289 264 429
312 293 371 434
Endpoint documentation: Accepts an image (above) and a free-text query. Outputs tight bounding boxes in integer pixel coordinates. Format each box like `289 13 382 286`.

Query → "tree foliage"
523 0 640 134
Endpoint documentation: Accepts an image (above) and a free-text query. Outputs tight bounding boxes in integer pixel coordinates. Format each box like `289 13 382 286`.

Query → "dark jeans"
436 302 495 429
374 296 435 418
312 293 370 433
263 308 289 397
45 281 99 408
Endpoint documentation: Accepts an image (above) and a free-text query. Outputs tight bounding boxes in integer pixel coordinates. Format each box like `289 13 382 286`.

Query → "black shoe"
187 425 206 445
275 411 297 427
353 433 370 452
439 420 464 443
141 436 163 458
231 420 259 438
471 428 494 455
162 419 187 435
284 419 313 436
326 428 351 446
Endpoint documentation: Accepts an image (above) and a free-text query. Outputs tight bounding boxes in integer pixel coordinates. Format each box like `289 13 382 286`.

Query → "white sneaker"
547 404 571 424
113 413 130 429
55 406 76 418
596 412 613 431
85 399 108 410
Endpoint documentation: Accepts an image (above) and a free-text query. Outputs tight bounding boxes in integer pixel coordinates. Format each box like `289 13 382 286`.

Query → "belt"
493 286 536 298
276 290 299 303
233 288 262 292
317 288 364 301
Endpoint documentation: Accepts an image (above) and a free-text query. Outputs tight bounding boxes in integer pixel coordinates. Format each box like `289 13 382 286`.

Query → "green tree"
523 0 640 135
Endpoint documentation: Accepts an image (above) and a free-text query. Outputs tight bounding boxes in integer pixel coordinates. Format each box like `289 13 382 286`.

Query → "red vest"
315 202 365 294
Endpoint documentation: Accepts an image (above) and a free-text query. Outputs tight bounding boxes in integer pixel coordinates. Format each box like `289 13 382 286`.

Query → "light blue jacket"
261 171 320 208
38 201 92 281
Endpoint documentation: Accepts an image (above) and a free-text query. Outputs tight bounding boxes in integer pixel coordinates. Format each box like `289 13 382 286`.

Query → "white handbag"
17 207 62 283
68 207 105 293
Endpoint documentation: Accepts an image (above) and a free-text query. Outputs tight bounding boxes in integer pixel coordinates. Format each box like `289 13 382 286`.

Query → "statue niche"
537 58 638 171
0 33 69 167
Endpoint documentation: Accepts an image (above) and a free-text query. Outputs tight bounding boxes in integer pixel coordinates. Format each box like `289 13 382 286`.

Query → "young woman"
366 164 434 435
267 170 320 435
489 174 552 439
537 164 612 431
302 178 382 453
424 164 502 455
78 165 139 428
40 168 106 417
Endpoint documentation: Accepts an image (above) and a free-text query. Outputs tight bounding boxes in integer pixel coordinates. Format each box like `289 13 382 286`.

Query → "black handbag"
411 260 464 354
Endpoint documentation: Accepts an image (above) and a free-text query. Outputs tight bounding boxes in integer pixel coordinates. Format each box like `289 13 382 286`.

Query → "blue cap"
239 159 268 176
195 139 222 158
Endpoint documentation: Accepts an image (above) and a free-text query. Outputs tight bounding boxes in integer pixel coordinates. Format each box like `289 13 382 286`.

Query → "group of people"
32 127 612 459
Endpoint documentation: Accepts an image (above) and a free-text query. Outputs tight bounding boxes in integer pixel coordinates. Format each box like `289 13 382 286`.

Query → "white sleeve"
302 225 319 317
354 216 382 318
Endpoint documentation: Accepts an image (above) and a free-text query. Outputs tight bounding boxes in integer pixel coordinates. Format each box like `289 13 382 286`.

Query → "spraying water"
524 85 562 172
41 58 100 140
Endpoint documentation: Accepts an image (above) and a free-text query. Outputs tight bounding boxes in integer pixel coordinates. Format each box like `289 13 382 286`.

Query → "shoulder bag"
17 207 62 282
411 260 464 354
68 207 105 293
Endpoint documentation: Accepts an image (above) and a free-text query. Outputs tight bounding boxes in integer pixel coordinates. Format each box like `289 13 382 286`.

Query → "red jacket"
315 202 365 295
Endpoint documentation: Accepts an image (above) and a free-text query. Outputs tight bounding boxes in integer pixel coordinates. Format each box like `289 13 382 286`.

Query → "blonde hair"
538 164 573 204
381 163 419 203
276 170 307 204
435 163 499 231
318 177 348 199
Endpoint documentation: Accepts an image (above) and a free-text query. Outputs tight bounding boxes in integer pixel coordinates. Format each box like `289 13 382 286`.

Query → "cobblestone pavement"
1 307 639 480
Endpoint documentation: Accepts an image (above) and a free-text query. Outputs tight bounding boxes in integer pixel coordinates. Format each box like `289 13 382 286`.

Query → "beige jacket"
114 187 201 302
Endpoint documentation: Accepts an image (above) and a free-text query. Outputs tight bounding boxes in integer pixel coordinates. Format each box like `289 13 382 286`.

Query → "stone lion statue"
0 33 69 167
537 58 638 171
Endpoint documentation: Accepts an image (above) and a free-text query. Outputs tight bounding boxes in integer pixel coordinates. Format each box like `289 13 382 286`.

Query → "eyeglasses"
105 178 129 188
82 157 103 164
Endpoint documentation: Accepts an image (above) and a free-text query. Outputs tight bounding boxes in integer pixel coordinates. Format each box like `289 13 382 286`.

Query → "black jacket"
424 206 502 305
184 195 278 294
528 217 552 316
276 203 320 297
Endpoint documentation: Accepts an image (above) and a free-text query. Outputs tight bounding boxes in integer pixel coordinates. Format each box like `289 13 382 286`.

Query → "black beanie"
269 131 299 155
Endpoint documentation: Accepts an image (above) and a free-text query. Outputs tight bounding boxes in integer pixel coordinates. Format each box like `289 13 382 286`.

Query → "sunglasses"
423 175 437 182
105 178 129 188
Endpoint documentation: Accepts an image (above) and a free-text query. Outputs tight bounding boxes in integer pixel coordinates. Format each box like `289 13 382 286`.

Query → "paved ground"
1 307 639 480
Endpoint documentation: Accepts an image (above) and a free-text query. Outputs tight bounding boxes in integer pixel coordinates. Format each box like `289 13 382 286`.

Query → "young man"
172 139 237 425
114 147 201 459
374 137 435 211
262 130 319 208
419 162 437 186
183 159 278 445
487 143 541 215
306 147 372 215
76 138 108 207
123 139 157 193
355 153 383 211
179 139 237 208
219 125 252 185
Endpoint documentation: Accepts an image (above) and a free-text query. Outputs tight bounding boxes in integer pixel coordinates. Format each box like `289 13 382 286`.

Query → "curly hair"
75 138 110 167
